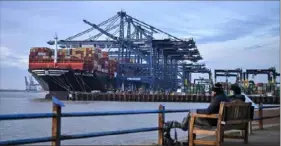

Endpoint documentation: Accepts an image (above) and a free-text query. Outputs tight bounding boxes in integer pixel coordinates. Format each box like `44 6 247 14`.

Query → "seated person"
164 83 230 139
229 84 246 102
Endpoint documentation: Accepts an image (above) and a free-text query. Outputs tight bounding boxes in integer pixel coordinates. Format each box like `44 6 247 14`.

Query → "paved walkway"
148 125 279 146
194 125 280 146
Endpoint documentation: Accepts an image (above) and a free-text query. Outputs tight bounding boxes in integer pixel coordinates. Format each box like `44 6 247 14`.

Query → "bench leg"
216 128 223 146
189 117 195 146
221 127 224 142
244 126 249 144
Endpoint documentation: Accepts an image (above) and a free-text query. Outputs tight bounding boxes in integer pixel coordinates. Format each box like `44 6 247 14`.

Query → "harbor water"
0 91 209 145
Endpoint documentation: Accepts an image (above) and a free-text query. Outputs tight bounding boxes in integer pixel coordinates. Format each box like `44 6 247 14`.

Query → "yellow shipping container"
79 48 87 51
74 48 83 52
73 54 82 59
71 49 78 55
58 49 67 53
184 79 188 86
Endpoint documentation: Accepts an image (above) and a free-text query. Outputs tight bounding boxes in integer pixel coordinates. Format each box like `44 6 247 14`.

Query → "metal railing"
0 98 279 146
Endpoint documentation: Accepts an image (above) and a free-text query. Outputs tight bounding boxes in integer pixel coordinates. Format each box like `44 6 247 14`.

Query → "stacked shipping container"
28 47 118 75
29 47 54 62
29 47 55 69
108 59 118 77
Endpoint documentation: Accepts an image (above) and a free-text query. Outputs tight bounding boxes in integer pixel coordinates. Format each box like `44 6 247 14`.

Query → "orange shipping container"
29 63 55 69
56 63 84 70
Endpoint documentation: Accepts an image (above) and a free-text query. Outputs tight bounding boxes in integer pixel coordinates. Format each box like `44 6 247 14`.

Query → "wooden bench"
188 100 254 146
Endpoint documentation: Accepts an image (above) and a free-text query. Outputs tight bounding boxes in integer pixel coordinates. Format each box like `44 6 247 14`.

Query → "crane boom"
83 19 150 61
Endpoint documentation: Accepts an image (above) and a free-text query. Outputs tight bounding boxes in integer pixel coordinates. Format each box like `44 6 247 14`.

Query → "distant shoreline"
0 89 46 93
0 89 26 92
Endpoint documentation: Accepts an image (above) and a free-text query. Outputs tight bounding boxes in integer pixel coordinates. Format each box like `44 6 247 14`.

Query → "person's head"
230 84 241 95
211 83 224 96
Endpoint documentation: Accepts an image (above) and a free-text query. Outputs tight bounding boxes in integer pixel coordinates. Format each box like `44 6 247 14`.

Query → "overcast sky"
0 1 279 89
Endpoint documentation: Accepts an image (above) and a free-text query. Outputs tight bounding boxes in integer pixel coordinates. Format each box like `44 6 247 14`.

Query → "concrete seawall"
65 92 280 104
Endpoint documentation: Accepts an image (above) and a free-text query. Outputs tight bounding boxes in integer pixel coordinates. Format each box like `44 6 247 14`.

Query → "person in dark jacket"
164 83 230 132
228 84 246 102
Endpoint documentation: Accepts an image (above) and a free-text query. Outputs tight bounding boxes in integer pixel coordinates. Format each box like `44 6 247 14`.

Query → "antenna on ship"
54 33 58 63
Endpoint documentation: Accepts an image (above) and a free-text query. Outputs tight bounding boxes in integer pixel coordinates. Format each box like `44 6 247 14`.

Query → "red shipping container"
29 52 35 56
96 48 101 53
102 52 108 56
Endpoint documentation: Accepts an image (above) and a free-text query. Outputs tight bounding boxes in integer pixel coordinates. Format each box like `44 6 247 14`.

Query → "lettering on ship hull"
74 72 94 77
32 69 69 76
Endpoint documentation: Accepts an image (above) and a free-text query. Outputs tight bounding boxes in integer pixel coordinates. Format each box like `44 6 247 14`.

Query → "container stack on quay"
28 47 118 75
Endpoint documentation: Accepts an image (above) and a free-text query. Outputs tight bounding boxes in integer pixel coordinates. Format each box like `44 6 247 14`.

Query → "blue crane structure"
25 76 41 92
47 11 205 92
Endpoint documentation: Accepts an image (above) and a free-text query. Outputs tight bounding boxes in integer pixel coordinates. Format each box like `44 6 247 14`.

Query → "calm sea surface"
0 91 210 145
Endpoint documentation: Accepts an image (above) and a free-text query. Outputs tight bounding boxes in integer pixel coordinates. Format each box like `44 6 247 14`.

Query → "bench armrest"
191 113 218 119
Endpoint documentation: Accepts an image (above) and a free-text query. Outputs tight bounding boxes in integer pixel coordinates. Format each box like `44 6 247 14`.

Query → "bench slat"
191 113 218 119
194 140 217 145
193 128 216 135
224 135 244 139
223 119 251 125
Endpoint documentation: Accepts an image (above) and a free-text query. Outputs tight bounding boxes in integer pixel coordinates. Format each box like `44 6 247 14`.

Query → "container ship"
28 47 118 100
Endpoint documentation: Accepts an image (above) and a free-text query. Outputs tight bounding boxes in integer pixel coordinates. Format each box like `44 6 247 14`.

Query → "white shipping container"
38 52 46 56
51 56 54 59
65 56 71 59
81 45 95 48
43 56 49 59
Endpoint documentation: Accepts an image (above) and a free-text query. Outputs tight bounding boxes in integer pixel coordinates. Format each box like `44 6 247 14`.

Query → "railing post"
158 104 165 146
52 97 65 146
258 102 263 130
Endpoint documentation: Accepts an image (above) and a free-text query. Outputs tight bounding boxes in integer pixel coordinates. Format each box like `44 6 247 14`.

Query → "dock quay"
63 92 280 104
0 97 279 146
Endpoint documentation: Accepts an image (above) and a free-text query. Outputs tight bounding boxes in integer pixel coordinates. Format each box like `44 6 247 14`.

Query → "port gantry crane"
214 68 243 84
244 67 279 84
47 11 203 92
179 63 212 93
25 76 41 92
243 67 280 95
213 68 243 94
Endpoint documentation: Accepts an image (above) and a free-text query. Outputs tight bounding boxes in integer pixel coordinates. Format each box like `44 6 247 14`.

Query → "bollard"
258 102 263 130
158 105 165 145
52 97 65 146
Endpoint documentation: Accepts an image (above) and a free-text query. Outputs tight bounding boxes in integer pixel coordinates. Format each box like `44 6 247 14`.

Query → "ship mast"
54 33 58 63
